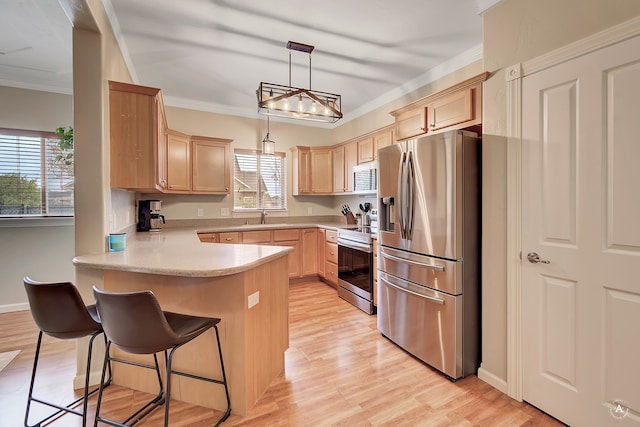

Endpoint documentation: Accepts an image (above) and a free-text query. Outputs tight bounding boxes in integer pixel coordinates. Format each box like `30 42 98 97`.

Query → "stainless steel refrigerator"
377 129 480 380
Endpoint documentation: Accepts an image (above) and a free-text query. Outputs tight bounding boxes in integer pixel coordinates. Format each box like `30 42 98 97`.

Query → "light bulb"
298 95 304 112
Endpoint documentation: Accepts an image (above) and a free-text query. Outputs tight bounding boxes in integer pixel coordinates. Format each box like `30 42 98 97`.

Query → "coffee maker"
137 200 165 232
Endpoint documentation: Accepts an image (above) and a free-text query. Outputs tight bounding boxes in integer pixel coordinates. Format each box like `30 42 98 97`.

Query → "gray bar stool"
92 286 231 427
23 277 112 427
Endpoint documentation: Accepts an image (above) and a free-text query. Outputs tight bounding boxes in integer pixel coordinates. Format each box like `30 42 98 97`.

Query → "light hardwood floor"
0 281 564 426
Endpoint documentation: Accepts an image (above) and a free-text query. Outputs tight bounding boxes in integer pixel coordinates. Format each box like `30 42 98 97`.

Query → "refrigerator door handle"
380 274 445 305
406 150 415 240
398 152 407 239
380 250 446 271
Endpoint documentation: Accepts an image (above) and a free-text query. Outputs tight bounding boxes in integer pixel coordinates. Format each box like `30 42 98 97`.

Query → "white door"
522 34 640 426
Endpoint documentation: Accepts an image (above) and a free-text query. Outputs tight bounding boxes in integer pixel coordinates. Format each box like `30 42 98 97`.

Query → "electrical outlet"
248 291 259 308
307 207 313 215
197 208 204 217
221 208 230 217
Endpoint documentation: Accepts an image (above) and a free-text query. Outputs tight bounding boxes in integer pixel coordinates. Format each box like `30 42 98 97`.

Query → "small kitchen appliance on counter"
137 200 165 232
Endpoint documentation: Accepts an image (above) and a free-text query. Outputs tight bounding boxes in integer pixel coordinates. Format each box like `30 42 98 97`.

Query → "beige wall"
0 86 74 311
479 0 640 384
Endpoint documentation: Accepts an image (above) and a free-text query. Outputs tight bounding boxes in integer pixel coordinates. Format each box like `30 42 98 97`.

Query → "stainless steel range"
337 227 375 314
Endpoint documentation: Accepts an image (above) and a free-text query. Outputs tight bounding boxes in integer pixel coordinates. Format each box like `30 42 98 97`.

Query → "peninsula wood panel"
102 255 289 416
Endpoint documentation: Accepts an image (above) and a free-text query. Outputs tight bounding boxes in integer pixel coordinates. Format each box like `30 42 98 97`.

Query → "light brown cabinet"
317 229 326 278
166 129 191 192
324 229 338 288
373 128 393 156
310 148 333 194
357 137 374 164
165 134 231 194
219 232 240 243
109 80 167 192
390 72 489 141
197 232 219 243
301 229 318 277
290 146 311 195
332 142 357 193
191 136 231 194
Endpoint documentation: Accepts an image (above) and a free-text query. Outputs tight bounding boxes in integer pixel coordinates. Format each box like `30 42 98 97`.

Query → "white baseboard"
0 302 29 314
477 367 508 395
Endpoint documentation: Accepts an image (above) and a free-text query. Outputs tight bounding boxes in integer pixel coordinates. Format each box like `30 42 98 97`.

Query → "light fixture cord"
309 52 312 90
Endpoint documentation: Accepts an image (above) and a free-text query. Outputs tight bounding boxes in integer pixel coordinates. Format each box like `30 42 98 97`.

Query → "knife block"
346 212 357 224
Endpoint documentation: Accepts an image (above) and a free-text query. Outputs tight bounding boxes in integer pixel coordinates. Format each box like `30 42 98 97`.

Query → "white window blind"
0 128 74 217
233 149 286 210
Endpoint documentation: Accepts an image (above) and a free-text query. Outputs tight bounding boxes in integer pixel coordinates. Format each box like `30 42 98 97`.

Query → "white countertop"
73 227 294 278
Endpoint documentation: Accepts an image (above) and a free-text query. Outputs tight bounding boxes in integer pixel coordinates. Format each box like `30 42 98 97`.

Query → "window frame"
233 148 287 212
0 127 74 219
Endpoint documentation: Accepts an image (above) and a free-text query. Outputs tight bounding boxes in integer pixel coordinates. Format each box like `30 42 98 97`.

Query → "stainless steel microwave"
353 162 377 194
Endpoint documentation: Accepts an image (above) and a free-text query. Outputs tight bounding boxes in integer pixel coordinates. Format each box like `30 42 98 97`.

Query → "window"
0 128 74 217
233 149 286 210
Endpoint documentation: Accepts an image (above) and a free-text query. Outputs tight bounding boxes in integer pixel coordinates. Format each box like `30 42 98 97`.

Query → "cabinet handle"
429 123 435 128
225 237 233 241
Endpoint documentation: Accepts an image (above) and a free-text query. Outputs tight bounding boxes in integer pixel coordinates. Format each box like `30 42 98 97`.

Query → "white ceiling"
0 0 499 126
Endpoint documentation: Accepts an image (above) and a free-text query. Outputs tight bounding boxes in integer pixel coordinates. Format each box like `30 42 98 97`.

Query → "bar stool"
23 277 112 427
92 286 231 427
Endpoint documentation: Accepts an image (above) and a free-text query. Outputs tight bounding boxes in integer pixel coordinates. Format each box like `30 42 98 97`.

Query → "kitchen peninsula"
73 228 293 416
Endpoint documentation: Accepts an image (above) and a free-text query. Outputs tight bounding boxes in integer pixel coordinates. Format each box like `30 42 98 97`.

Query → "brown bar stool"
23 277 112 427
92 286 231 427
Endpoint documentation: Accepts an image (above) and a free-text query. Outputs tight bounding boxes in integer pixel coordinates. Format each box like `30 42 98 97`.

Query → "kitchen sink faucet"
260 209 267 224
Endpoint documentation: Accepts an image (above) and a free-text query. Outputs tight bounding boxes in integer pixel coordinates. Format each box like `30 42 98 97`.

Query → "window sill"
0 217 75 228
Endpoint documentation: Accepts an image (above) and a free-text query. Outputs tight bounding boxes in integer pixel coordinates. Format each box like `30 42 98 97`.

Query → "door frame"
505 15 640 402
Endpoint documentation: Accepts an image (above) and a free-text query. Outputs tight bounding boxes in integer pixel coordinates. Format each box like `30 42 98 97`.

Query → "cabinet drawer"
325 242 338 264
325 261 338 286
274 229 299 242
219 232 240 243
325 229 338 243
242 230 272 243
198 232 217 243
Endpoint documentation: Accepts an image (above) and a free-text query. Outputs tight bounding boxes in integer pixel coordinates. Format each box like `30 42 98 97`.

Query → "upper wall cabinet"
109 80 231 195
190 136 231 194
109 81 167 192
390 72 489 141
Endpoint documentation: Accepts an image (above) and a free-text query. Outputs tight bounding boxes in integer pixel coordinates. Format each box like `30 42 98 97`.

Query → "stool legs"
164 324 231 427
94 342 165 427
24 330 110 427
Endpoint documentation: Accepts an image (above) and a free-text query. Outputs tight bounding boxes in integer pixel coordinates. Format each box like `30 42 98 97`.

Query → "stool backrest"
24 277 101 339
93 286 178 354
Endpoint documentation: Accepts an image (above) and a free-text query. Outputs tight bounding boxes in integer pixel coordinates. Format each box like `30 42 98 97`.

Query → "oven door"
337 238 374 314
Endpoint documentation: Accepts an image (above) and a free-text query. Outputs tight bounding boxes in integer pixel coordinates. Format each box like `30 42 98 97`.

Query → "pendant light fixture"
257 41 342 124
262 114 275 155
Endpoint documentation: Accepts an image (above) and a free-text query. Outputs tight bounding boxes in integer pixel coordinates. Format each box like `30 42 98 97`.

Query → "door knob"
527 252 550 264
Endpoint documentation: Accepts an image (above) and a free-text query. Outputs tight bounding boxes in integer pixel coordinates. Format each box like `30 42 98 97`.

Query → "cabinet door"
317 229 326 278
395 107 428 141
428 87 473 132
325 258 338 287
191 137 231 194
310 148 333 194
291 147 311 195
344 142 357 192
166 130 191 192
357 137 374 164
332 146 345 193
301 228 318 276
109 82 161 191
280 240 301 278
156 95 168 191
373 130 393 159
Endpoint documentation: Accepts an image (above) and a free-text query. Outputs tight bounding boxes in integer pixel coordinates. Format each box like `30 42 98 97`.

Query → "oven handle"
337 238 373 253
379 274 445 305
380 251 445 272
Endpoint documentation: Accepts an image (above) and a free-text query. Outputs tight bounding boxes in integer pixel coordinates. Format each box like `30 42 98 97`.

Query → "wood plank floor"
0 281 564 426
